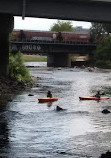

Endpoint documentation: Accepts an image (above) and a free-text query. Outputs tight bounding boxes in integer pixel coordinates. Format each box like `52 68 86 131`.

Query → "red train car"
61 32 90 42
13 29 90 42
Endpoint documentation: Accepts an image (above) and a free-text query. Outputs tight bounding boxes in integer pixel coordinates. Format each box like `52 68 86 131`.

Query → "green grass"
23 55 47 62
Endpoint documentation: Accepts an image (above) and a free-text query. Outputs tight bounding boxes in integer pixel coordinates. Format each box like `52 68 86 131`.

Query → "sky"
14 16 91 31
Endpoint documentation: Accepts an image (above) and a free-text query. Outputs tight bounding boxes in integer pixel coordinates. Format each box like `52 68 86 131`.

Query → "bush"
9 51 31 82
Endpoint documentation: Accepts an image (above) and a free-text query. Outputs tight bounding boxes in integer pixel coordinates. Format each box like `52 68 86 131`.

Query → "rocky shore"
0 76 34 104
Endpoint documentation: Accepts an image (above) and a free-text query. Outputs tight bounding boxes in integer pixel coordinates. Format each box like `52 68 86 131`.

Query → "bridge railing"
11 38 96 45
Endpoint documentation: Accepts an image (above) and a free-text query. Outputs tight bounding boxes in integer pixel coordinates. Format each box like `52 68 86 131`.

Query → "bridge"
11 40 96 54
10 39 96 67
0 0 111 74
1 0 111 22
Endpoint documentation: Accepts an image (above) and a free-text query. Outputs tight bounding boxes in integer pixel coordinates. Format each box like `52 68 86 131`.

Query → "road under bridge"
0 0 111 75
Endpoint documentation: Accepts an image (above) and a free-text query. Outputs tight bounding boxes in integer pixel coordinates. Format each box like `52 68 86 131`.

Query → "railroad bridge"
10 40 96 67
1 0 111 75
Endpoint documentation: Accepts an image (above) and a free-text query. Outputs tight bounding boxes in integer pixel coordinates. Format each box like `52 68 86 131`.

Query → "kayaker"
47 91 52 98
95 91 101 99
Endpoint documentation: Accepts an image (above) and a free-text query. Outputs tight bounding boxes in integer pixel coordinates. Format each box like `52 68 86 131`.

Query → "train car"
61 32 90 42
13 29 90 43
31 36 52 42
13 29 53 41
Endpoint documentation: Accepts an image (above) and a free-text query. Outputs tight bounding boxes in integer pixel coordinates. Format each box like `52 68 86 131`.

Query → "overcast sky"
14 16 91 31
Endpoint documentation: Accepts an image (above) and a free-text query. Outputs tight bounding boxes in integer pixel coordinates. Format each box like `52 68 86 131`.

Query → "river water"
0 62 111 158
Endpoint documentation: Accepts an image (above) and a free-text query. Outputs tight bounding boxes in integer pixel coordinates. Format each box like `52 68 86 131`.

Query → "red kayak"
79 96 110 100
38 97 58 103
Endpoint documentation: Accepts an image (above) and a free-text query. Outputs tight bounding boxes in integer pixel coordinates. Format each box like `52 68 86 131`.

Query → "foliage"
9 32 14 41
94 36 111 68
90 22 105 42
102 23 111 34
50 20 73 32
90 22 111 42
9 32 31 82
9 51 31 82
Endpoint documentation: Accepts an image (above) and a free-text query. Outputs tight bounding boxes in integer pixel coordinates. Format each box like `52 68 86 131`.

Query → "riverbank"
0 76 35 104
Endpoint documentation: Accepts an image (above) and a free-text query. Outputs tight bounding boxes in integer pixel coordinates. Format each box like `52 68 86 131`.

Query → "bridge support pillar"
0 14 14 76
87 53 94 65
47 53 71 67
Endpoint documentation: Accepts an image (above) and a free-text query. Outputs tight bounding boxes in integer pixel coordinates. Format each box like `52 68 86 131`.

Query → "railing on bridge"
11 38 96 45
10 39 97 54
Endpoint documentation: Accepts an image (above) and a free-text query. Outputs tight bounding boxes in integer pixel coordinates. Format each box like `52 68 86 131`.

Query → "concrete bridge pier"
0 14 14 76
87 52 95 65
47 53 71 67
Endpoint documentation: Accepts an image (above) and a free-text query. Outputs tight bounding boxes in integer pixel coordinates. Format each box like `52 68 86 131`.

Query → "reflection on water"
47 102 53 107
0 63 111 158
0 105 10 156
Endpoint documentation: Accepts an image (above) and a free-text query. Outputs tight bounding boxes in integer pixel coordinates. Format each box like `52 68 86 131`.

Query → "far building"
73 26 90 34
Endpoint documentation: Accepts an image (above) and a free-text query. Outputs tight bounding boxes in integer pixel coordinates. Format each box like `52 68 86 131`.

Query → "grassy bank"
23 55 47 62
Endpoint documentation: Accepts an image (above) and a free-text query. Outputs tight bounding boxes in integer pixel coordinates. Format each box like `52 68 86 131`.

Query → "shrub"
9 51 31 82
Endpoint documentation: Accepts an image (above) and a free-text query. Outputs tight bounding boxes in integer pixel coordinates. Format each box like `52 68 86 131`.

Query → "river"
0 62 111 158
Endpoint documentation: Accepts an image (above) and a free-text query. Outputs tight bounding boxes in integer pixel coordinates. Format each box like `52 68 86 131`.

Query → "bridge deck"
0 0 111 22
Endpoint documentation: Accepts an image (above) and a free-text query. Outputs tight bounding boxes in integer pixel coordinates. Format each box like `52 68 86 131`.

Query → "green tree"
90 22 111 42
94 36 111 68
102 23 111 34
90 22 105 42
50 20 73 32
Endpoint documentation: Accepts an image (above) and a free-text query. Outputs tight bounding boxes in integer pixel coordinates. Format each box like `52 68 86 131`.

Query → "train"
30 36 52 42
13 29 90 42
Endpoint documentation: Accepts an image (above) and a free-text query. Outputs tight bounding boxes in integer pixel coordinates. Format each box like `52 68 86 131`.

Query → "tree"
94 36 111 68
90 22 105 42
90 22 111 42
102 23 111 34
50 20 73 32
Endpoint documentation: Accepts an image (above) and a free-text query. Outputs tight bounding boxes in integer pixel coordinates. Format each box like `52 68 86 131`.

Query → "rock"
7 99 13 102
28 94 34 96
101 109 110 114
36 76 41 80
100 150 111 158
56 106 66 111
36 84 39 87
87 67 94 72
